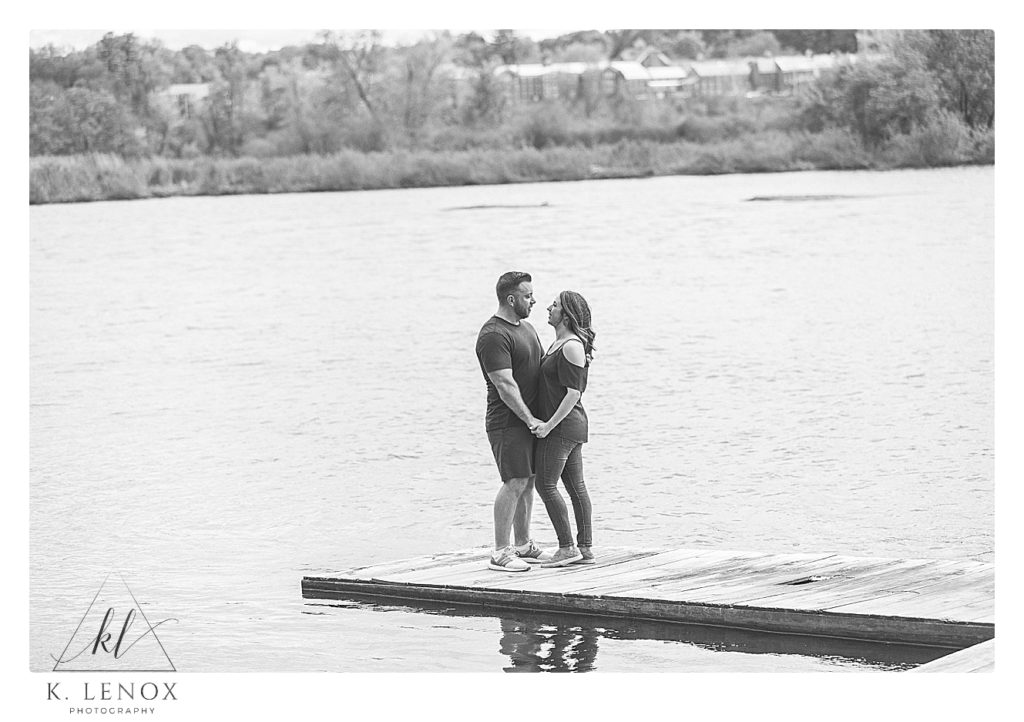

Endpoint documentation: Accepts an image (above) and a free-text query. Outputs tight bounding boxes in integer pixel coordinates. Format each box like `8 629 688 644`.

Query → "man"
476 271 552 571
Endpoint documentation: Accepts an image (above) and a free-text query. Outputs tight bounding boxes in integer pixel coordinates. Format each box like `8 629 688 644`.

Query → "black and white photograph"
9 3 1016 719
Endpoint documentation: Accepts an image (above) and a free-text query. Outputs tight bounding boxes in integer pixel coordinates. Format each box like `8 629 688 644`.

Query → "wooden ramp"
301 546 994 648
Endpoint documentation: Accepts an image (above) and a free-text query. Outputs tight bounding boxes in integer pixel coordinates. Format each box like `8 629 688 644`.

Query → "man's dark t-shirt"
476 316 542 431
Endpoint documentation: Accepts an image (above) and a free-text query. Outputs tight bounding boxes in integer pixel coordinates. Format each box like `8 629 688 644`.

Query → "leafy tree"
603 30 649 60
834 44 942 146
199 42 254 155
30 45 83 86
320 30 387 125
92 33 177 153
389 34 453 143
654 30 706 60
97 33 164 117
258 65 292 132
453 32 498 67
548 42 606 64
538 30 603 51
726 31 781 57
29 81 73 154
460 67 507 126
163 118 207 158
773 30 858 54
491 30 540 65
923 30 994 128
30 81 142 155
700 30 760 58
173 45 218 83
536 31 607 63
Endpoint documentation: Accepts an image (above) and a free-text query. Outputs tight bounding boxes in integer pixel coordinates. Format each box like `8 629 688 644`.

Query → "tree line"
29 29 993 160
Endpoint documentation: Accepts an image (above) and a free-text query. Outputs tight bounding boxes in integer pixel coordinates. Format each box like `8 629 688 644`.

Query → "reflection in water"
500 617 599 673
307 595 950 672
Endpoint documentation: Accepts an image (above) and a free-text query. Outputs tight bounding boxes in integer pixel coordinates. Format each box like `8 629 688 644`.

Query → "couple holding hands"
475 271 597 572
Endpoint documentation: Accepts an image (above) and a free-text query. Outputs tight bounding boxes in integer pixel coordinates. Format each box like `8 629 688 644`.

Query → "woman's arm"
534 388 581 438
533 340 585 438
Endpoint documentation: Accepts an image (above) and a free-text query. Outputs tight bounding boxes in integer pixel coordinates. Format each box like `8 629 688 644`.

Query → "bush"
30 156 98 203
513 102 574 149
969 127 995 164
425 125 515 152
339 119 387 153
676 114 757 143
793 128 875 169
29 154 149 203
702 94 743 117
239 137 281 159
883 110 973 167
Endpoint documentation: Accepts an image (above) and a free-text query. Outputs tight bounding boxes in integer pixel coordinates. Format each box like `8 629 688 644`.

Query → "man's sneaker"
514 540 552 564
489 546 531 572
573 546 596 565
541 546 583 568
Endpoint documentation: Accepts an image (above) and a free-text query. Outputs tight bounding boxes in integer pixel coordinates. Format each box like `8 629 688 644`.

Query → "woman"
532 290 597 567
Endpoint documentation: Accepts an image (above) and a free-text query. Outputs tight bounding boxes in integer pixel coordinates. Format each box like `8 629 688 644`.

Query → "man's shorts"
486 425 536 482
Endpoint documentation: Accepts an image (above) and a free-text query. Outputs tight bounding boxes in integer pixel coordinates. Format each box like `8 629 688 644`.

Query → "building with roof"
487 51 866 105
773 53 859 94
687 59 755 97
601 60 693 99
493 61 603 103
690 53 860 98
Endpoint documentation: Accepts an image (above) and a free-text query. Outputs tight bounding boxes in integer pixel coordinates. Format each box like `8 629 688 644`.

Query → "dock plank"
832 586 994 621
485 549 725 595
777 558 965 601
614 554 853 600
824 564 994 618
582 552 835 599
301 546 995 648
726 559 972 610
909 639 994 672
412 549 660 591
558 550 786 596
678 556 907 606
343 547 489 579
423 548 777 595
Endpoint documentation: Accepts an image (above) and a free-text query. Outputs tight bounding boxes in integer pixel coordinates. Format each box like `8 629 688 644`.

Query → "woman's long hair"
559 290 596 363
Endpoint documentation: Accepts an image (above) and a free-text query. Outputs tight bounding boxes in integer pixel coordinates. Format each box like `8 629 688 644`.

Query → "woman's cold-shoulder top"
537 339 589 443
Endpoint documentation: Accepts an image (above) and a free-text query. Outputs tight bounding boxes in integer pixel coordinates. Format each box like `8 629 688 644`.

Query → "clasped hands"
529 419 552 439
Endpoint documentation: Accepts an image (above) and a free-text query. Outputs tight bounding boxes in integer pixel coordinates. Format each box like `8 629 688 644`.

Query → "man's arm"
486 368 539 428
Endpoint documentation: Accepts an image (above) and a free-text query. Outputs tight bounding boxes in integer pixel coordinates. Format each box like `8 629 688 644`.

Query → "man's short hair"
495 271 532 302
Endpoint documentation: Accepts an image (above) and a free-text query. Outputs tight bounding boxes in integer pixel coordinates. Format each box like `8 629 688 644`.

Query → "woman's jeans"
535 435 592 549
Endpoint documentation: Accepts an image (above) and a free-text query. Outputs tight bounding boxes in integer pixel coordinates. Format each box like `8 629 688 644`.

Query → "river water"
29 167 993 672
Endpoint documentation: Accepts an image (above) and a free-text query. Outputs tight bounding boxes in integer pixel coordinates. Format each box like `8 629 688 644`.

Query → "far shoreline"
27 164 995 208
29 131 994 206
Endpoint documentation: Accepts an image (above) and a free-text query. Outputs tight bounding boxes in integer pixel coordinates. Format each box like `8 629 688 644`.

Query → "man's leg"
494 476 529 550
511 475 535 547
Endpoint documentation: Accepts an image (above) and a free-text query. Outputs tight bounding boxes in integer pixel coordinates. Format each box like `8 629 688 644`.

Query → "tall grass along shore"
30 125 994 205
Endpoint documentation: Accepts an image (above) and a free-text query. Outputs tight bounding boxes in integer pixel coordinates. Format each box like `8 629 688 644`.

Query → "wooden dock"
909 639 994 672
301 546 994 649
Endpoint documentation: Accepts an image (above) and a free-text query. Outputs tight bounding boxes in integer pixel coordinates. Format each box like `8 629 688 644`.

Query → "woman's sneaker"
514 540 552 564
489 546 531 572
573 546 596 565
541 546 583 568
